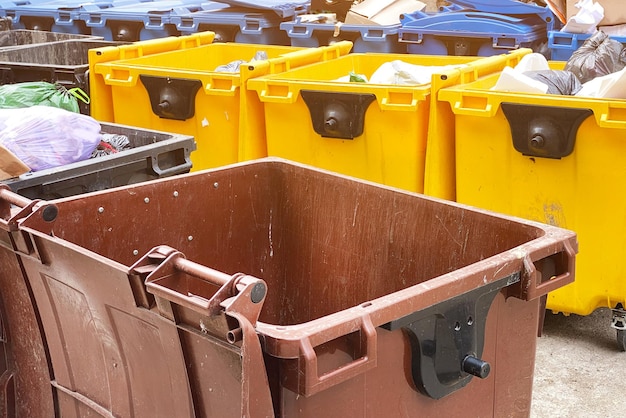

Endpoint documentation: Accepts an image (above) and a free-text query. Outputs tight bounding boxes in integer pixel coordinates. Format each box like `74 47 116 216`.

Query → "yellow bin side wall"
93 43 310 171
250 53 483 193
263 98 428 192
443 87 626 316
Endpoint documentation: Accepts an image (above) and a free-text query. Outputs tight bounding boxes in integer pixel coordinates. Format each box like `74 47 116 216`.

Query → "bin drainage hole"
454 322 461 331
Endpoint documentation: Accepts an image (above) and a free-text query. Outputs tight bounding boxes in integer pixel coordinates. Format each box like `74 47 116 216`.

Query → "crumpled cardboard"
344 0 426 26
562 0 604 34
0 144 29 181
567 0 626 27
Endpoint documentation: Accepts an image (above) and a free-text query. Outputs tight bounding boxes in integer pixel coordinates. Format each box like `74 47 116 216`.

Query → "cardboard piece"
344 0 426 26
0 144 29 181
567 0 626 26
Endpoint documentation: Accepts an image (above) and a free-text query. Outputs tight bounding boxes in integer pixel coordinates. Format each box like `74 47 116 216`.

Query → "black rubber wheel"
618 329 626 352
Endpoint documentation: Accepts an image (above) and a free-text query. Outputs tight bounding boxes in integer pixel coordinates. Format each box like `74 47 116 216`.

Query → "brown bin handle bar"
0 186 58 232
135 245 267 326
132 245 274 417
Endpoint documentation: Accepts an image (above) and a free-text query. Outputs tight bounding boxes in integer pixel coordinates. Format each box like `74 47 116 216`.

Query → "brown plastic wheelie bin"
2 158 577 417
0 191 55 417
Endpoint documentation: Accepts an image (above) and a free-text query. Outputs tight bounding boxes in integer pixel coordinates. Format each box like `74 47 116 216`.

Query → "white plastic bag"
575 66 626 98
0 106 102 172
369 60 462 85
492 53 551 94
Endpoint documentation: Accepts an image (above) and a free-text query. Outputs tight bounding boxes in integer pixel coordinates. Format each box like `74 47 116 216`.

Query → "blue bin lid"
171 2 282 31
446 0 557 31
81 0 207 18
400 11 547 41
208 0 308 18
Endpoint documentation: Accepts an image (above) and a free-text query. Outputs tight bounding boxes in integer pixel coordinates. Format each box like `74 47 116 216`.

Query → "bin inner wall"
46 161 542 325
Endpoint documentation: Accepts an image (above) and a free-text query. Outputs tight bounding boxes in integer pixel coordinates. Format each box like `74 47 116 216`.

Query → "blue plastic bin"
445 0 558 31
79 0 206 41
548 30 626 61
399 1 554 56
280 18 405 53
209 0 309 19
3 0 143 33
171 2 289 44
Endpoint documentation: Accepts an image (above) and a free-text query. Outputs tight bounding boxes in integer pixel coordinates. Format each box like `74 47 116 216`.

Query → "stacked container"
399 0 556 57
0 158 577 416
434 60 626 349
89 32 353 170
245 48 531 192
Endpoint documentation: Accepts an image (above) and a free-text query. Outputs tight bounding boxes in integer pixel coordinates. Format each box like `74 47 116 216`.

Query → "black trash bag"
564 30 626 84
522 70 583 95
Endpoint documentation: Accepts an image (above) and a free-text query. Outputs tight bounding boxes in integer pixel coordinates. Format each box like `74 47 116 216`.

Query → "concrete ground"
531 308 625 417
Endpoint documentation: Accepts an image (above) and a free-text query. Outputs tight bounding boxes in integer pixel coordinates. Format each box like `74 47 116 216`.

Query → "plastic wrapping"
369 60 462 85
522 70 583 95
90 133 131 158
0 82 80 112
564 31 626 84
214 51 269 73
0 106 102 172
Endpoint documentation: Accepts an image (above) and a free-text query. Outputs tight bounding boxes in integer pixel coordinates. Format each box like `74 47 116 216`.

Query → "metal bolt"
325 117 338 129
98 207 105 213
530 134 545 149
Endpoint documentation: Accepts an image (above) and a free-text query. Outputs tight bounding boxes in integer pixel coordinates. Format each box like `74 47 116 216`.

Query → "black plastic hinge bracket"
301 90 375 139
382 273 520 399
502 102 592 159
140 75 202 121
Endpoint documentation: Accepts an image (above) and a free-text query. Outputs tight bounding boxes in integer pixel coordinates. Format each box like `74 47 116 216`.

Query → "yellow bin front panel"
92 42 310 171
247 54 488 193
438 65 626 316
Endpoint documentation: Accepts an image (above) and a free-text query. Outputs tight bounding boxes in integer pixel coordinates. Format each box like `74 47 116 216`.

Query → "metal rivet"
188 236 193 241
173 191 179 197
454 322 461 331
144 197 150 203
98 207 105 213
213 182 219 189
133 250 139 256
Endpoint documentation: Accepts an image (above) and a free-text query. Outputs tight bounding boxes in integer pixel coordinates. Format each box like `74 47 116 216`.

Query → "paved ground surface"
531 308 625 417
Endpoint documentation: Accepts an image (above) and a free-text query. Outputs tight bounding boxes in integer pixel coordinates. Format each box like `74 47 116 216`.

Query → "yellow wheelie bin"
89 33 353 171
436 60 626 349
